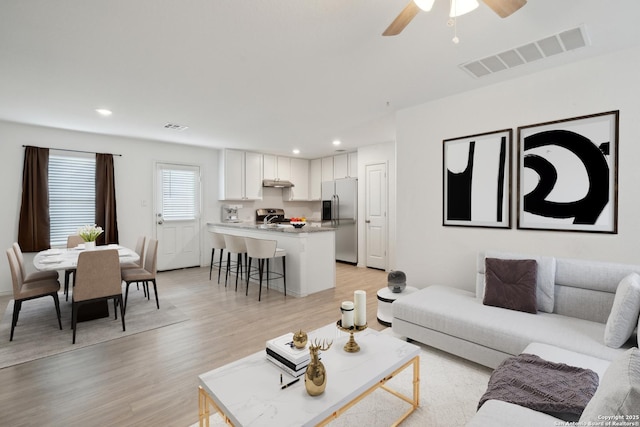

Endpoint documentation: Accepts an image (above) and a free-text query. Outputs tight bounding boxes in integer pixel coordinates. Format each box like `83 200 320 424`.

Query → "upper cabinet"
333 152 357 179
263 154 291 182
283 158 310 201
219 149 263 201
309 158 322 201
321 156 334 183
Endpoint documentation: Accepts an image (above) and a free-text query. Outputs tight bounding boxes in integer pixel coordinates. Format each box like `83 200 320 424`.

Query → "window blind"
161 168 198 221
49 154 96 246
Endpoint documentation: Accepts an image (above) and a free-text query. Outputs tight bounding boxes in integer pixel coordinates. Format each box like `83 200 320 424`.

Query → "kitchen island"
207 223 336 297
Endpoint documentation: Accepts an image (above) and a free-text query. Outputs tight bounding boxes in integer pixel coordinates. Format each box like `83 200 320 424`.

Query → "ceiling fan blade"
382 1 420 36
482 0 527 18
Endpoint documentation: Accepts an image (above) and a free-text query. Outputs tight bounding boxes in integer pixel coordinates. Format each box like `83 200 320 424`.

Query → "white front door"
155 163 201 271
365 163 387 270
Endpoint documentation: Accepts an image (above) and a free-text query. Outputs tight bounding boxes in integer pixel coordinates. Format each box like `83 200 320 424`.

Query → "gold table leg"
316 355 420 426
199 385 235 427
198 355 420 427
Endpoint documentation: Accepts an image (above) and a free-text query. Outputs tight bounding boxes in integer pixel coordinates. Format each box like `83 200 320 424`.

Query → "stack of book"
266 332 313 377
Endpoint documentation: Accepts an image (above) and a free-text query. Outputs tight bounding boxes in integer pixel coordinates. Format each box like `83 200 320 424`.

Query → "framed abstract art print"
517 110 619 233
443 129 512 228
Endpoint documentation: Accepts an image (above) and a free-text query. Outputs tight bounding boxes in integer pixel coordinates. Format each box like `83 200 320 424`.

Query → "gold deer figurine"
305 339 333 396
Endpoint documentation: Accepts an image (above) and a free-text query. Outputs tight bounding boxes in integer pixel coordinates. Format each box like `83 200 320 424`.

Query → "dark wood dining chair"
6 248 62 341
71 249 125 344
121 238 159 314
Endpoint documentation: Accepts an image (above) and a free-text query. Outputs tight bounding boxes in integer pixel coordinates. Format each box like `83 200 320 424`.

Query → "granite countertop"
208 222 335 233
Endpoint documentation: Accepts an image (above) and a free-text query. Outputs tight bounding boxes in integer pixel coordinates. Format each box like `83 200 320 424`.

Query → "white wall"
396 45 640 292
0 121 221 295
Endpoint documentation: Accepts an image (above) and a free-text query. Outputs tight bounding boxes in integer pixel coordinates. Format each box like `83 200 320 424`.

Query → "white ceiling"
1 0 640 159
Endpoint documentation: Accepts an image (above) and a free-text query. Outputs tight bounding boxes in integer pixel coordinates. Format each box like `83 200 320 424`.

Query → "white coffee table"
198 323 421 426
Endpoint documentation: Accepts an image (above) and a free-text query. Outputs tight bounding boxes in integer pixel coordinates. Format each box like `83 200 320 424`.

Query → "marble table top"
33 244 139 271
199 323 420 426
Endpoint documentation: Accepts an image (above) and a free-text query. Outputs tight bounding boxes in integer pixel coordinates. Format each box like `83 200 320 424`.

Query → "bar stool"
245 237 286 301
222 234 248 291
208 232 227 284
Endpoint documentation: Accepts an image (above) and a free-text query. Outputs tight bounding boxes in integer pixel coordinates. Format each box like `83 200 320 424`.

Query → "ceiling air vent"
460 25 589 79
164 123 189 131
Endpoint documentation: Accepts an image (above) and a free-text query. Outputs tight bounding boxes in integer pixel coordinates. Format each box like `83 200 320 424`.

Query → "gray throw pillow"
604 273 640 348
580 348 640 422
481 251 555 313
483 258 538 314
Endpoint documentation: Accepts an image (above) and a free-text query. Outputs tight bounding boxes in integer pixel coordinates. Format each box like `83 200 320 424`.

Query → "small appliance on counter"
221 204 242 223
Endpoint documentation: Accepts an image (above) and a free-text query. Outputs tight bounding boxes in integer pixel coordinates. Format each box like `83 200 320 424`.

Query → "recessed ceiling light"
292 149 300 155
332 140 341 146
95 108 112 116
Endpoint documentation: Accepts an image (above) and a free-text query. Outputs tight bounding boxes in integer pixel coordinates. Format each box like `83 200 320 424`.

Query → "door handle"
365 220 371 223
157 213 164 225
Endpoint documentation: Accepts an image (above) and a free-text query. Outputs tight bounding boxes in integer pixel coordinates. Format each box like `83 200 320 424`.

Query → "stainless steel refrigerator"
322 178 357 264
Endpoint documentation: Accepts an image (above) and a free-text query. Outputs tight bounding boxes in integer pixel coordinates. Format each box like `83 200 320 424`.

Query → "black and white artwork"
443 129 512 228
517 111 619 233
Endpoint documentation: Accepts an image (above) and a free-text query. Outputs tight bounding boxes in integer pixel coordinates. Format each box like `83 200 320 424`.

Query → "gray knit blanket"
478 353 599 422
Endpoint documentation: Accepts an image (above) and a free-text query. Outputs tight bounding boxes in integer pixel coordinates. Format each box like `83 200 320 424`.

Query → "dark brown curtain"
96 153 119 245
17 146 51 251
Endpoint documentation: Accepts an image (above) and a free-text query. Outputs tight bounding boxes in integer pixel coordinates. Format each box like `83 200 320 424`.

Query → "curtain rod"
22 145 122 157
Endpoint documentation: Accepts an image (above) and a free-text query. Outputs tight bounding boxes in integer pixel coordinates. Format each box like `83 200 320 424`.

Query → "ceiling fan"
382 0 527 36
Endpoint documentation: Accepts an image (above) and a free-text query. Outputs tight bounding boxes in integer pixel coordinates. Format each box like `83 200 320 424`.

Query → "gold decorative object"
292 329 308 349
304 338 333 396
336 320 368 353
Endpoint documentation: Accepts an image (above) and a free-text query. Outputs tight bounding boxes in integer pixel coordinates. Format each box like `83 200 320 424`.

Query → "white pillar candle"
354 290 366 326
341 301 354 329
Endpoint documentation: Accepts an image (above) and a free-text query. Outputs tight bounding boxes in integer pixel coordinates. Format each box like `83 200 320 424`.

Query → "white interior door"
155 163 201 271
365 163 387 270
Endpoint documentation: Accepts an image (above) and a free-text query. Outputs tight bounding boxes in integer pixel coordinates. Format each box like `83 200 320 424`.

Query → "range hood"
262 179 294 188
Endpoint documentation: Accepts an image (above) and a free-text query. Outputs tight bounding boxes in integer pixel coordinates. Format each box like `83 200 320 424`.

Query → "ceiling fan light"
449 0 479 17
413 0 435 12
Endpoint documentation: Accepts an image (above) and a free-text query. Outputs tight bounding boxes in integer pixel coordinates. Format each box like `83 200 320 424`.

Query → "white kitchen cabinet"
219 149 263 200
277 156 291 181
333 153 348 179
263 154 291 182
263 154 277 180
309 158 322 201
348 151 358 178
333 152 357 179
321 156 334 183
283 158 309 201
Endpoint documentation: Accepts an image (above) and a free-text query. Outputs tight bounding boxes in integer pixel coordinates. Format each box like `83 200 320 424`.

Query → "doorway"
154 163 201 271
365 162 388 270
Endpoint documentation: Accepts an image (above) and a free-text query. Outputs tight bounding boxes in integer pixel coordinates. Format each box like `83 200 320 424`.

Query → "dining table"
34 244 140 321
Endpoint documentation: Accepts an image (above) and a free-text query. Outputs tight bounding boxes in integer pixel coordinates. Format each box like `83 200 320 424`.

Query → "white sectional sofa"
392 251 639 368
392 251 640 425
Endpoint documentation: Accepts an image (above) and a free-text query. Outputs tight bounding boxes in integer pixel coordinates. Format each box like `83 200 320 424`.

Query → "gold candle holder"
336 320 368 353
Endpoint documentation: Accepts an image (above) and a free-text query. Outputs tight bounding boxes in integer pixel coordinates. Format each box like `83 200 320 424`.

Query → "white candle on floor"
341 301 354 328
354 290 366 326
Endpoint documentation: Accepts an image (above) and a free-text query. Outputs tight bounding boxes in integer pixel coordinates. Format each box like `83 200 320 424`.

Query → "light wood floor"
0 263 388 427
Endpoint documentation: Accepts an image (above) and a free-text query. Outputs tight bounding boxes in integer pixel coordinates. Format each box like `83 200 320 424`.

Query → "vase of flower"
77 224 104 249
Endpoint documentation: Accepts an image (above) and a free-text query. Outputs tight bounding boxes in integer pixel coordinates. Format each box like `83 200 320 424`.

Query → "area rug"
0 290 189 369
192 329 492 427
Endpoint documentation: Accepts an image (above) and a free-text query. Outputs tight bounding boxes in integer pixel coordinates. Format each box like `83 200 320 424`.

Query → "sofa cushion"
580 347 640 422
604 273 640 348
477 251 555 313
484 258 538 313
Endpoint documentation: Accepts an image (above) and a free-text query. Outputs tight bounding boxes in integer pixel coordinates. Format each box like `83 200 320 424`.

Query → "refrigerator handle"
335 194 340 223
